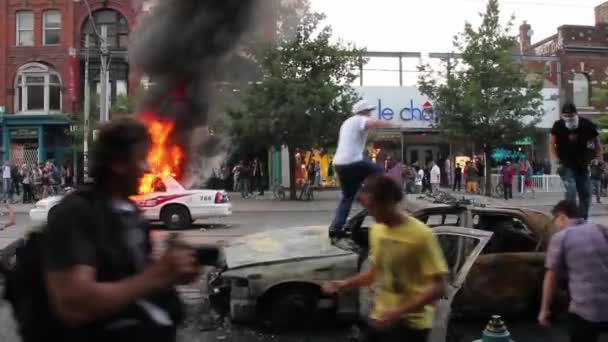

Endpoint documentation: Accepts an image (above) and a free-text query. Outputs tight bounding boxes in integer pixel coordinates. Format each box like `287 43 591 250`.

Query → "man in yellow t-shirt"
323 174 448 341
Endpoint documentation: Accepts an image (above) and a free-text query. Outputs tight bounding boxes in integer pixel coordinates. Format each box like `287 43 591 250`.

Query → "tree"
418 0 544 196
230 0 364 199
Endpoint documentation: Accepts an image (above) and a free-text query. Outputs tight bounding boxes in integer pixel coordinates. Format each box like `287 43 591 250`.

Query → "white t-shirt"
3 166 10 179
333 115 370 166
430 165 441 184
415 169 424 186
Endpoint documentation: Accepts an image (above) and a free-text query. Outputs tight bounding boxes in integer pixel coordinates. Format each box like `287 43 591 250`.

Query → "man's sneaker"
329 227 348 239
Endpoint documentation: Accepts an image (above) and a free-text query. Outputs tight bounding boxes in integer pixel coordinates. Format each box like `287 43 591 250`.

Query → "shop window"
573 73 590 108
16 11 34 46
14 63 62 114
43 10 61 45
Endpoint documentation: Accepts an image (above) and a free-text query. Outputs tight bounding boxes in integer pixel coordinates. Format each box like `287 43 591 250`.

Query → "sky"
309 0 602 85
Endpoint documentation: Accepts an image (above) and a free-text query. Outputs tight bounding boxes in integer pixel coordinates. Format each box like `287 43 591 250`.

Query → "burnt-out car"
349 203 558 317
209 202 556 331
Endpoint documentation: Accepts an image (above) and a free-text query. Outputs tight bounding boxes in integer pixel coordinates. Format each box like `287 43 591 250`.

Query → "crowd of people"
230 158 266 198
0 159 73 204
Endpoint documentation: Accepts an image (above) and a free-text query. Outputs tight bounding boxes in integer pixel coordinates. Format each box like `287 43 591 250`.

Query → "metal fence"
490 174 564 193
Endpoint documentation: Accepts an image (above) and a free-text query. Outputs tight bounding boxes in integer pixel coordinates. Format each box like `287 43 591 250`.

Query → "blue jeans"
592 179 602 204
332 161 382 230
561 167 591 220
3 178 11 200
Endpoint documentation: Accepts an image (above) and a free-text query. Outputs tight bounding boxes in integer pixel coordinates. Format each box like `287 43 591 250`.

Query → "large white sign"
355 86 559 130
355 86 436 129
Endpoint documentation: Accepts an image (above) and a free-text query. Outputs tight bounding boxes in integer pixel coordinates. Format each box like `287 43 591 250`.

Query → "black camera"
194 245 222 266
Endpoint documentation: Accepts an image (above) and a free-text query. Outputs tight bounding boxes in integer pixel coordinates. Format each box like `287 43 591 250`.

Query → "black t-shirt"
44 189 182 342
551 117 599 170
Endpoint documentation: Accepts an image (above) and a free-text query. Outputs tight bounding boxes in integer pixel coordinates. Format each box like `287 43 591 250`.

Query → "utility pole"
83 34 91 182
99 25 110 123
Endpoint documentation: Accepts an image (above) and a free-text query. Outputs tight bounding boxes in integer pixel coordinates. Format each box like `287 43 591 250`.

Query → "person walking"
415 166 423 194
465 161 479 194
21 164 33 204
11 163 21 199
475 156 485 195
453 163 462 192
32 164 42 201
329 100 398 238
323 174 448 342
550 102 603 220
430 161 441 193
314 160 322 187
3 161 11 201
42 119 200 342
421 165 432 194
539 200 608 342
238 160 251 199
591 159 604 204
521 160 536 199
501 161 515 200
232 163 241 192
252 158 265 196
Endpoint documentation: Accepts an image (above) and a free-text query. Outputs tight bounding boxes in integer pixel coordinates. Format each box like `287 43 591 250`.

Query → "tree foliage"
229 0 364 198
418 0 544 195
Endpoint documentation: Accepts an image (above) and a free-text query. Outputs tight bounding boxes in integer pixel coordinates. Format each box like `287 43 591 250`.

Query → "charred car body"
209 202 557 330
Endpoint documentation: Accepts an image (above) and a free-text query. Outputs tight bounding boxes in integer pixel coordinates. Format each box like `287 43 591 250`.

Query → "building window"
14 63 62 114
16 11 34 46
573 73 590 108
43 10 61 45
82 9 129 49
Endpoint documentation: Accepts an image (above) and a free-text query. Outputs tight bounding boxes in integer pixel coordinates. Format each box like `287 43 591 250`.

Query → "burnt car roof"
346 202 554 240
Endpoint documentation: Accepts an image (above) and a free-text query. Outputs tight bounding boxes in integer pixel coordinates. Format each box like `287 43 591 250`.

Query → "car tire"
161 205 191 230
262 285 322 331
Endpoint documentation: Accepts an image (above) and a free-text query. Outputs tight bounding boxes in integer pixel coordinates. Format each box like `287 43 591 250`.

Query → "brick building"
520 1 608 117
0 0 142 168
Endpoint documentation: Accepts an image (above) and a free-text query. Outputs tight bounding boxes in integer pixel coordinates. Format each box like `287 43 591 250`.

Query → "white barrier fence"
490 174 564 193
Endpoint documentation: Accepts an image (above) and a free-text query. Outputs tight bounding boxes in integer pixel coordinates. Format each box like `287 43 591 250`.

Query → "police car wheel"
161 205 191 230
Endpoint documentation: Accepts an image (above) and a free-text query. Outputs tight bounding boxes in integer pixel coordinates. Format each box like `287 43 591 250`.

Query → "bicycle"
272 181 287 200
494 183 504 198
299 181 314 201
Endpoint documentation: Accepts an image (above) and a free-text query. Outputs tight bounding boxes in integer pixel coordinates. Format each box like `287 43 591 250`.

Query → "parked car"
29 176 232 229
209 202 558 330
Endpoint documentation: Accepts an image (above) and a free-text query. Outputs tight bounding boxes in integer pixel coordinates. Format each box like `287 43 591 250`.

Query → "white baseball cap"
352 100 376 114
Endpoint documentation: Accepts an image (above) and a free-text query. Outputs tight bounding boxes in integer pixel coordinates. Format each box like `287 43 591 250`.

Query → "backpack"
2 189 183 342
2 226 63 342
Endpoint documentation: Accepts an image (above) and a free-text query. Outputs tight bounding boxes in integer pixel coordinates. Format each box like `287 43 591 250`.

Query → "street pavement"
1 189 608 341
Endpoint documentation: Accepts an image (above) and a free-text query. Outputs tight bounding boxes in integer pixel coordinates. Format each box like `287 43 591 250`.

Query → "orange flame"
138 113 185 194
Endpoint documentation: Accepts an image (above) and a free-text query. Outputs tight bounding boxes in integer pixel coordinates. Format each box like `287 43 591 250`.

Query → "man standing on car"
550 102 603 220
329 100 400 238
44 119 201 341
323 174 448 342
539 200 608 342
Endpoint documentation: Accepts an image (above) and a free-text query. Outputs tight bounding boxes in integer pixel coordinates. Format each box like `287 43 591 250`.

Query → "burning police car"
29 175 231 229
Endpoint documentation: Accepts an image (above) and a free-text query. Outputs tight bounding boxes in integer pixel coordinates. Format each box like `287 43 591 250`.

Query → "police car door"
428 226 493 342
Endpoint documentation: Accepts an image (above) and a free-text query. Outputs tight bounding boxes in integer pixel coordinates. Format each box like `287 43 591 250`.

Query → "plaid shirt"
546 222 608 322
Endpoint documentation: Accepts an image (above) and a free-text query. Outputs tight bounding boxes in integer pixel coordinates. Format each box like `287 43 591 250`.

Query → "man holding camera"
550 102 603 220
43 119 201 341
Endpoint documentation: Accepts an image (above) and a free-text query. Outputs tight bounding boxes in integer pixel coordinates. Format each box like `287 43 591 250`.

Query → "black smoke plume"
130 0 261 185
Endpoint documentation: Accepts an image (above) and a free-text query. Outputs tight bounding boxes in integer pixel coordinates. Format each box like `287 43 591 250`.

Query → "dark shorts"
570 313 608 342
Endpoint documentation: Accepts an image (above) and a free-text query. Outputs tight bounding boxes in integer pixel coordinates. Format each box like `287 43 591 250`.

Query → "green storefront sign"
9 128 37 139
514 137 532 145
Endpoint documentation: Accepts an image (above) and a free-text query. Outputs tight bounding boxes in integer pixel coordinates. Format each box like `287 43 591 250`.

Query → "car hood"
37 195 63 206
222 225 353 270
